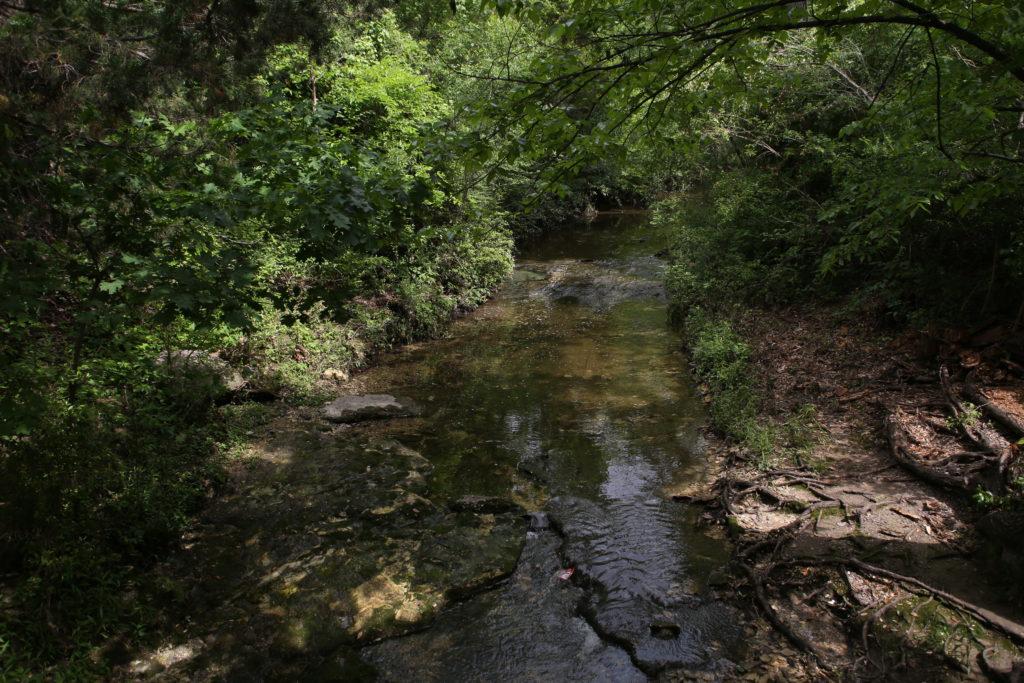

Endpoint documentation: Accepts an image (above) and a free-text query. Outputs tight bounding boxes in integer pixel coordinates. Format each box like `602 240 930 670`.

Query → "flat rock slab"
324 394 420 423
127 433 525 681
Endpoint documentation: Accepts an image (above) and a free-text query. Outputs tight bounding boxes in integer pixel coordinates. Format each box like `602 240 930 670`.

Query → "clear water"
355 212 739 680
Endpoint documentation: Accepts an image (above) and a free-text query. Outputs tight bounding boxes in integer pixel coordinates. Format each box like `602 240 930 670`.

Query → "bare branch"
961 150 1024 163
926 28 956 163
829 64 874 103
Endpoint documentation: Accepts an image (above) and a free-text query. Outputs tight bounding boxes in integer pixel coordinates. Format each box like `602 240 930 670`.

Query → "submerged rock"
511 269 547 282
650 622 681 640
527 511 551 530
323 394 420 423
535 271 666 311
131 433 525 680
450 495 523 514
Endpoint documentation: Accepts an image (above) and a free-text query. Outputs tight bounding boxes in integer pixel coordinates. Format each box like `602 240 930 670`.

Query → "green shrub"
684 307 775 466
660 171 823 312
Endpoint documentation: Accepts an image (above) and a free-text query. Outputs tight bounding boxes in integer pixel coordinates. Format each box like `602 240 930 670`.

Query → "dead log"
885 408 976 492
965 370 1024 439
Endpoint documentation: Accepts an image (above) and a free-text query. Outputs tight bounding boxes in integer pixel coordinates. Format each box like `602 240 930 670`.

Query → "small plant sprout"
946 402 983 430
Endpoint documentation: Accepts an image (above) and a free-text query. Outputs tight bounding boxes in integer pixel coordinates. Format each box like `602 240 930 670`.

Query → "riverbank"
116 210 749 681
677 302 1024 680
100 213 1024 681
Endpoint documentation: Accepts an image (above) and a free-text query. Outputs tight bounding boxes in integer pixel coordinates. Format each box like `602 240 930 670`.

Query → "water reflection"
359 213 738 679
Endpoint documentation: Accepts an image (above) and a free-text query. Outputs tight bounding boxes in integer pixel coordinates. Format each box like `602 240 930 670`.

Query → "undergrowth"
0 393 273 680
0 219 513 676
684 307 774 467
683 308 825 469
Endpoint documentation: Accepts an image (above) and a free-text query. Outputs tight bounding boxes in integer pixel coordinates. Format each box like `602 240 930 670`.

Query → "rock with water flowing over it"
323 394 420 423
450 495 523 514
511 269 547 282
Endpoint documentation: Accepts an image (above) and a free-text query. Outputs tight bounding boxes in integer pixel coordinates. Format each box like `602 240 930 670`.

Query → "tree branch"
926 28 956 163
887 0 1024 83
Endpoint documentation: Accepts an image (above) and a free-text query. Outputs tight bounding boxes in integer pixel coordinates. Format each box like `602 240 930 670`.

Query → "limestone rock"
133 436 525 680
322 368 349 381
157 349 246 396
323 394 420 423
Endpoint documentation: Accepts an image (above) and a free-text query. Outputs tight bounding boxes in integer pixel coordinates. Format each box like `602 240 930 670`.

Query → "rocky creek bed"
117 213 1024 682
120 212 751 681
124 408 527 681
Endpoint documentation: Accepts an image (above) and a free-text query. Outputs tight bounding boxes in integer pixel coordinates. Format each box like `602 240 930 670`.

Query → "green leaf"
99 279 125 294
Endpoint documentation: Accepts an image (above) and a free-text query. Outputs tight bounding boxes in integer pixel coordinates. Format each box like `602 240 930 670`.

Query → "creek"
352 211 741 679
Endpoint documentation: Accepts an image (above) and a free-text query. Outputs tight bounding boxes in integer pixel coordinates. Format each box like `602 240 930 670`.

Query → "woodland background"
1 0 1022 675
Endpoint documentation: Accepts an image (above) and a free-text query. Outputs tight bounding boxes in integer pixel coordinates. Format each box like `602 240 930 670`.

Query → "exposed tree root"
691 305 1024 680
858 593 905 677
790 557 1024 646
942 366 1014 487
965 369 1024 488
727 479 813 512
965 370 1024 440
885 407 984 492
736 560 826 666
717 458 1024 677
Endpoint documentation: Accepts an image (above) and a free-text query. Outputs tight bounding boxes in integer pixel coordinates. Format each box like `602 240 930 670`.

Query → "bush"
660 170 823 312
684 307 774 466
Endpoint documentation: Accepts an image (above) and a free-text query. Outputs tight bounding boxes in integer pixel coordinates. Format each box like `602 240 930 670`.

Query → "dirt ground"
672 304 1024 681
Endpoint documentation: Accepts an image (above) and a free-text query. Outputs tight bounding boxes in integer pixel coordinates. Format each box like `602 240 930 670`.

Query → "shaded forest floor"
670 304 1024 680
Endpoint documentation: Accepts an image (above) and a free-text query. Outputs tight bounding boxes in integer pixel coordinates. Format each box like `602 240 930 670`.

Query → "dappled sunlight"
359 212 740 678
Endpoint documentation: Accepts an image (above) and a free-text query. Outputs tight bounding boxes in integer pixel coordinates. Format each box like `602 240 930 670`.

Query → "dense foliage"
3 0 1024 676
468 0 1024 320
0 3 525 675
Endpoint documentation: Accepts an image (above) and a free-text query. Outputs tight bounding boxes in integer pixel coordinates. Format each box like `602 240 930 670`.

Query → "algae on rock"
130 426 525 680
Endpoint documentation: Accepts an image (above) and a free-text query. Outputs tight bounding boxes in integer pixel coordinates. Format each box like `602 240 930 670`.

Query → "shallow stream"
354 212 740 679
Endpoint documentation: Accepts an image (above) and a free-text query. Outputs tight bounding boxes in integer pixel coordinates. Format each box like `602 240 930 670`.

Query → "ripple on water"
363 532 646 682
549 496 739 674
